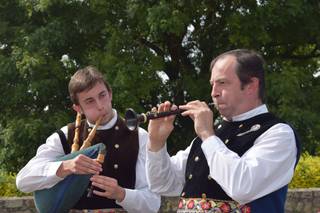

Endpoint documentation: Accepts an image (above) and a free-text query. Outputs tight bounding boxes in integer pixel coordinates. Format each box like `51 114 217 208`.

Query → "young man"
16 66 160 213
146 49 300 212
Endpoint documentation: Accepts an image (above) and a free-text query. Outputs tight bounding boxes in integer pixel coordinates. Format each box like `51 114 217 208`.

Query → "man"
146 49 300 212
16 66 160 213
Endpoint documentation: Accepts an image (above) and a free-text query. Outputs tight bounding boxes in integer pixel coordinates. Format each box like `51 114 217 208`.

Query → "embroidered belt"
69 208 127 213
177 197 250 213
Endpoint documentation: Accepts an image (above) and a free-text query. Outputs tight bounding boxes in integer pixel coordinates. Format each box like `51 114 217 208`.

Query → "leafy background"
0 0 319 173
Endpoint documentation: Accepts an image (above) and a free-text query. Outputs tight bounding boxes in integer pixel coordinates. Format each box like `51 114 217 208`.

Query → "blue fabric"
249 186 288 213
34 143 106 213
249 125 301 213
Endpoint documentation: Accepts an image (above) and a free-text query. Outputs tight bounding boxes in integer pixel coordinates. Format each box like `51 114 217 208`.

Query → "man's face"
73 82 113 125
210 55 252 120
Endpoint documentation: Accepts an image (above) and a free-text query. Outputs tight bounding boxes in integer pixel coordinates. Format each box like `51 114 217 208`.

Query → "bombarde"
125 102 214 131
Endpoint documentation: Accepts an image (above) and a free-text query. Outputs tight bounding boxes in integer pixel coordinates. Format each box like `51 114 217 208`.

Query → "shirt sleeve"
16 126 67 193
201 123 297 204
116 127 161 213
146 138 194 197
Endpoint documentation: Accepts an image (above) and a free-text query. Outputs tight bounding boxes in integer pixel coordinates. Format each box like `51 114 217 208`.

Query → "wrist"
116 187 125 202
200 130 215 141
147 139 165 152
56 161 71 178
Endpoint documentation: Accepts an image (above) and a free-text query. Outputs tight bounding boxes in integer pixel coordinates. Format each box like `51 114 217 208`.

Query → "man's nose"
96 100 104 110
211 85 220 98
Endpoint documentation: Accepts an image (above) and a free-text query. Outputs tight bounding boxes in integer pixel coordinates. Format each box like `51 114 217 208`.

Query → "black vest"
181 112 295 200
60 116 139 209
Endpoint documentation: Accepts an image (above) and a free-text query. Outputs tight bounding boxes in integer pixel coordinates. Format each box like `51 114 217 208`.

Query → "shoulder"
257 122 297 148
267 122 295 135
47 125 68 142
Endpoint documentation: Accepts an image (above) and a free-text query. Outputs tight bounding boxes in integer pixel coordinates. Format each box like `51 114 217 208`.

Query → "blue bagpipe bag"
34 143 106 213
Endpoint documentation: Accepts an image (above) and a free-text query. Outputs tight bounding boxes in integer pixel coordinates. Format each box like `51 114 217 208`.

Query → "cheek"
223 89 239 103
82 108 98 119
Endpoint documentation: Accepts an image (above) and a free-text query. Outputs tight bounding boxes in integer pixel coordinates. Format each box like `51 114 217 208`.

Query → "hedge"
289 153 320 188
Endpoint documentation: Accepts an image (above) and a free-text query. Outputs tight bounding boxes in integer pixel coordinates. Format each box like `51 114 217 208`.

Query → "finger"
163 101 171 112
171 104 178 111
93 189 110 197
73 164 98 175
79 154 102 166
91 180 106 190
181 110 195 120
91 175 115 184
158 102 166 113
79 160 102 173
186 100 200 106
83 155 102 167
74 157 102 174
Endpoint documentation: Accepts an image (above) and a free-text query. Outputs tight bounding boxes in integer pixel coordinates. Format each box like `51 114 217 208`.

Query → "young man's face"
73 82 113 125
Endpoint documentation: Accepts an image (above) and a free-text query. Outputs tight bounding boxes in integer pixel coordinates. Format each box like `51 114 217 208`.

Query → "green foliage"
0 0 320 172
289 153 320 188
0 172 30 196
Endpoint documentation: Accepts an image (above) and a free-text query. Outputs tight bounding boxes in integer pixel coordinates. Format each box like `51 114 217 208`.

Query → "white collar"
229 104 268 122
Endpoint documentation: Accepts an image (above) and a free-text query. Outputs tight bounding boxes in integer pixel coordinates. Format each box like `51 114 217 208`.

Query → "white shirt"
146 104 297 205
16 109 160 213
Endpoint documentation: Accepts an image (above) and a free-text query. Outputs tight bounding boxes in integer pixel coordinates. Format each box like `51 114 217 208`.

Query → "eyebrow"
210 77 227 84
99 90 107 96
83 97 94 103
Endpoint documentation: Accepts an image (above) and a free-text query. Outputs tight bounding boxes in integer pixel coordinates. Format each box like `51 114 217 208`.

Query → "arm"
16 127 68 192
146 141 191 196
145 101 190 196
16 126 102 193
202 123 297 204
114 128 161 212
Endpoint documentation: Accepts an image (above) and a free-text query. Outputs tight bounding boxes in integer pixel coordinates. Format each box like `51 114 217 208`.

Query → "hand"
147 101 176 152
180 100 215 141
90 175 125 202
56 154 102 178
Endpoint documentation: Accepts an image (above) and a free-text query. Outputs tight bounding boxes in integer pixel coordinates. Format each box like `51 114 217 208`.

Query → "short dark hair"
68 66 111 104
210 49 266 102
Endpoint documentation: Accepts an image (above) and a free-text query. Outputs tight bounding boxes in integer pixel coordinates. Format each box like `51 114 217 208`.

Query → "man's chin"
100 114 112 125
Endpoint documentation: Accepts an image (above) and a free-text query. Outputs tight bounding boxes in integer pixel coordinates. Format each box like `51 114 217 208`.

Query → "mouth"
215 102 226 109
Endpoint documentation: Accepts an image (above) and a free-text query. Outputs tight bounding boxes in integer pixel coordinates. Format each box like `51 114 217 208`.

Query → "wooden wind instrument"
87 147 106 197
80 116 102 150
71 112 82 153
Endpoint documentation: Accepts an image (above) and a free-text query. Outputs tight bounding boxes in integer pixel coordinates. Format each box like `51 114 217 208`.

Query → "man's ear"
72 104 82 114
246 77 259 95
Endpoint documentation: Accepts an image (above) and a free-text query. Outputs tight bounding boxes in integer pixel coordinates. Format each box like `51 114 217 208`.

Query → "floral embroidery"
220 202 231 213
200 200 211 210
177 198 250 213
187 199 195 209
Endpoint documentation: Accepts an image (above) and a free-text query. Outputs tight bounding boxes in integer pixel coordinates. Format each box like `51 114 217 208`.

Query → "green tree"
0 0 319 173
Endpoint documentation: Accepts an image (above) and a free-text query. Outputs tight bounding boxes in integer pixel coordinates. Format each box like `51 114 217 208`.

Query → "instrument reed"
125 102 214 131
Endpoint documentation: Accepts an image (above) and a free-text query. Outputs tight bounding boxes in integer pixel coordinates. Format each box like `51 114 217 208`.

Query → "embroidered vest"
61 116 139 209
181 113 300 212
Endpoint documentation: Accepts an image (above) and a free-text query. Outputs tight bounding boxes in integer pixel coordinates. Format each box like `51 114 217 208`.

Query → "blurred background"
0 0 319 178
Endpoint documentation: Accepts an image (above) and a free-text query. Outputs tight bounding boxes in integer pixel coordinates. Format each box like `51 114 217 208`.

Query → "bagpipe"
34 113 106 213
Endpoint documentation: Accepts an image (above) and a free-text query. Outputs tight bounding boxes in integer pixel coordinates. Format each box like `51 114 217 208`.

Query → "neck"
225 100 264 121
